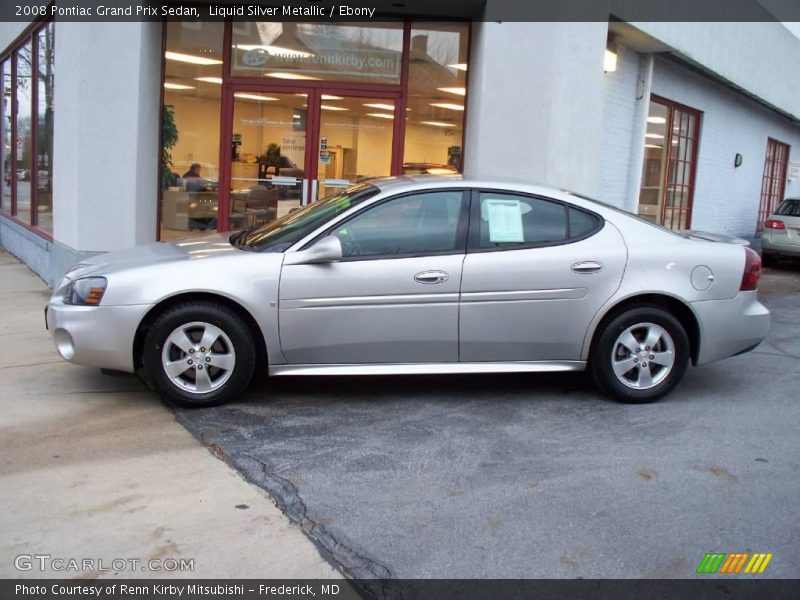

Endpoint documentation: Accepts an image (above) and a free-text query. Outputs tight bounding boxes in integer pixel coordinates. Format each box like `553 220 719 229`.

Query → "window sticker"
484 198 524 243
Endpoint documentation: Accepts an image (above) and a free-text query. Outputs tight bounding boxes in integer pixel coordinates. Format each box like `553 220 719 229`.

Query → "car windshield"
775 199 800 217
231 183 380 252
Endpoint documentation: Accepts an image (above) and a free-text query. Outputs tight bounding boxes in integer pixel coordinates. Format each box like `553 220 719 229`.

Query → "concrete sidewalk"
0 249 341 579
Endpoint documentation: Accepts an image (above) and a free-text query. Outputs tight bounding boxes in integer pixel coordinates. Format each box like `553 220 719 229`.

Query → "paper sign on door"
485 198 524 243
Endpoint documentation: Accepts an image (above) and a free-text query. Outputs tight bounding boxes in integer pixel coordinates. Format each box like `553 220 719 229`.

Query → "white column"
53 22 161 253
464 21 609 197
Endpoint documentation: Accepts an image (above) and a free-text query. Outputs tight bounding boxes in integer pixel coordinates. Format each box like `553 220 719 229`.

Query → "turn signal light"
740 247 762 291
764 219 785 229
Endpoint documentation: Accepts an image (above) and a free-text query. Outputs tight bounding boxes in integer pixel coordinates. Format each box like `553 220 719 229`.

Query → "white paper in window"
485 198 524 243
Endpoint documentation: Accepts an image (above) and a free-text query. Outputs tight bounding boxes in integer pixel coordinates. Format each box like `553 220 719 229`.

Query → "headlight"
63 277 108 306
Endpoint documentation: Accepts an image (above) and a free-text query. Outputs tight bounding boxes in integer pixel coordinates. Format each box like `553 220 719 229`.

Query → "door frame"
219 84 405 231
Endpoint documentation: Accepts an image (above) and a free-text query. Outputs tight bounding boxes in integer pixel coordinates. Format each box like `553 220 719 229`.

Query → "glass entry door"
228 91 310 230
224 89 399 230
315 95 396 201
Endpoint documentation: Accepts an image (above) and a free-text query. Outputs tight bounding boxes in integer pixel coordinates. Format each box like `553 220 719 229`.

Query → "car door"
279 189 470 364
459 190 627 362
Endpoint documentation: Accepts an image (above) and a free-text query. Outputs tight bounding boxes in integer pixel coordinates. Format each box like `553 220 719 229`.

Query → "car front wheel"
590 306 689 403
142 302 256 407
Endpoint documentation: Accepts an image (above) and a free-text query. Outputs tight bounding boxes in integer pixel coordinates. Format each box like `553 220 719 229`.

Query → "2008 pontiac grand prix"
46 176 769 407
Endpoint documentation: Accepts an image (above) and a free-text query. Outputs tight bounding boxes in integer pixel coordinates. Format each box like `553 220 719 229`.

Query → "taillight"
764 219 785 229
740 247 762 291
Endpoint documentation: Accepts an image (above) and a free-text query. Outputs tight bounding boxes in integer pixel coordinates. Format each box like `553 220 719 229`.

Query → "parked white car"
46 176 769 407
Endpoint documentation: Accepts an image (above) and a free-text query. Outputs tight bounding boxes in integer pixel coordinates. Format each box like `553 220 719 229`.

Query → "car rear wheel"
590 306 689 403
143 302 256 407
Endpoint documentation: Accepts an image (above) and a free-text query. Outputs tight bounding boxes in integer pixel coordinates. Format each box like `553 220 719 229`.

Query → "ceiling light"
234 93 278 101
645 133 664 139
436 87 466 96
421 121 456 128
293 114 301 119
265 72 321 80
448 63 467 71
430 102 464 111
194 77 223 84
322 95 343 100
367 113 394 119
363 103 395 111
644 144 662 148
321 104 349 111
647 116 666 124
235 45 313 58
164 82 195 90
165 51 222 66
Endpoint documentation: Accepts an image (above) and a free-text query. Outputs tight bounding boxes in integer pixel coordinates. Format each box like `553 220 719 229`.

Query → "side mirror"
284 235 343 265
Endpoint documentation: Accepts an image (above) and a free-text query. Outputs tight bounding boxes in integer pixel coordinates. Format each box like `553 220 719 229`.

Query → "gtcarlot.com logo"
696 552 773 574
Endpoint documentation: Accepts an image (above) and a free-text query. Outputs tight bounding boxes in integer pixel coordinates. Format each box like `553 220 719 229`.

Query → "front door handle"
571 261 603 274
414 270 449 284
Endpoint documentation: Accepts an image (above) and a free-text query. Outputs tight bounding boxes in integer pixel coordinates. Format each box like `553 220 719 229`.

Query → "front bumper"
691 291 770 366
46 298 153 373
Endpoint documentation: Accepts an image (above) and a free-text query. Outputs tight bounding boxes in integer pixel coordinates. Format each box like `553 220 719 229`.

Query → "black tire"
590 306 690 403
142 302 256 408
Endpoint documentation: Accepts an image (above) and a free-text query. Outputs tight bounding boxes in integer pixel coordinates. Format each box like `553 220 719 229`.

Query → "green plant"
161 105 179 189
264 143 282 176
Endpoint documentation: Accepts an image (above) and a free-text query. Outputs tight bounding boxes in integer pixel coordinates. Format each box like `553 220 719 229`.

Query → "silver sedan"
46 176 769 407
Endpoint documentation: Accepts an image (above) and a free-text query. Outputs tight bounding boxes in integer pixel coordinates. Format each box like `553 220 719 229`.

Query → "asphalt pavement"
175 264 800 579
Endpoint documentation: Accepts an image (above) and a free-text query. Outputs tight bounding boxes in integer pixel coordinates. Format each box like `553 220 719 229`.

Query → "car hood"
65 234 242 279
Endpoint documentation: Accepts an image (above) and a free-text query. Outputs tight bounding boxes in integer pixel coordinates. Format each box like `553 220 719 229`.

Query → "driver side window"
334 191 467 259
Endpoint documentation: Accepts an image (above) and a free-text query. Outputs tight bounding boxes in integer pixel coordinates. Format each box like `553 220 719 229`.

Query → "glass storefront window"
229 92 308 228
36 22 55 234
317 96 395 199
161 21 224 240
403 23 469 174
15 42 33 225
231 22 403 84
1 60 11 212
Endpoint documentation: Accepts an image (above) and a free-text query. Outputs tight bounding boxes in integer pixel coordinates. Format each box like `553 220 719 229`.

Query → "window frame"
466 189 604 254
0 18 55 241
308 188 472 262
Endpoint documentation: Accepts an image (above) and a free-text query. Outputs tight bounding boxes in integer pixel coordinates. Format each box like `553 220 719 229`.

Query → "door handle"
414 270 449 284
571 261 603 274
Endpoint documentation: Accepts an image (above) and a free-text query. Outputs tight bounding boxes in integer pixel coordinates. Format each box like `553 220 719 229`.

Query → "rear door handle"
414 270 449 284
571 261 603 274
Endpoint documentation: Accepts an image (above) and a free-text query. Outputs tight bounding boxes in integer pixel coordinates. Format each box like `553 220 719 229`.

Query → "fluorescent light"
194 77 223 84
436 87 466 96
165 51 222 66
321 104 348 111
164 82 195 90
322 95 343 100
363 103 395 111
603 48 617 73
448 63 467 71
265 72 321 80
644 144 662 149
235 45 313 58
647 116 666 124
430 102 464 111
645 133 664 139
421 121 456 128
234 93 278 101
293 114 301 119
366 113 394 119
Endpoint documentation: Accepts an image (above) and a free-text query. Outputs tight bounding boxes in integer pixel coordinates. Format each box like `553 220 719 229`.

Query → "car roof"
369 174 575 197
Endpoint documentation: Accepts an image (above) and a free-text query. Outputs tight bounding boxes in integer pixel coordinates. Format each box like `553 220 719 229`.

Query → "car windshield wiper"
229 228 253 249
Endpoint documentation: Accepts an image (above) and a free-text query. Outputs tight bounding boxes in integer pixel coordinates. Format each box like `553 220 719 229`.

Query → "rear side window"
476 192 602 249
568 207 602 238
775 199 800 217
